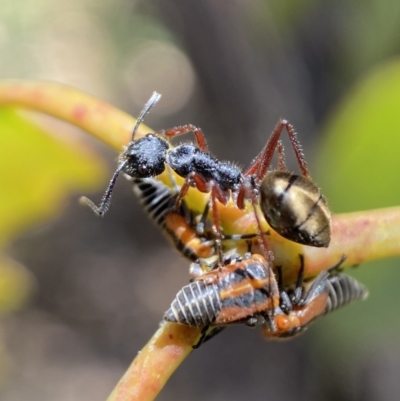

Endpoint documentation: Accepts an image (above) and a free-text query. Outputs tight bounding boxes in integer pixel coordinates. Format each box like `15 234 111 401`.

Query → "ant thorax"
121 134 169 178
165 144 199 177
166 144 243 192
213 161 243 192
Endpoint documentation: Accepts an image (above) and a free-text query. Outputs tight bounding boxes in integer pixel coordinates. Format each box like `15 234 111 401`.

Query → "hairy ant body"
81 92 331 258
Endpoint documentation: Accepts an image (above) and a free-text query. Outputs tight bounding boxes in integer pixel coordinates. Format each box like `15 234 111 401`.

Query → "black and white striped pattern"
164 281 222 327
132 177 176 227
324 273 368 315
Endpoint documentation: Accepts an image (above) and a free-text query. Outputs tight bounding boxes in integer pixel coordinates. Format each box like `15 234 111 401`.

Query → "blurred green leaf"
0 107 107 311
0 257 35 313
0 107 106 243
317 58 400 213
312 59 400 356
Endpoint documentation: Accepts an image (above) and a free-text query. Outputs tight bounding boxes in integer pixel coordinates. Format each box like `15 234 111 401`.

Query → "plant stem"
0 80 139 149
106 323 201 401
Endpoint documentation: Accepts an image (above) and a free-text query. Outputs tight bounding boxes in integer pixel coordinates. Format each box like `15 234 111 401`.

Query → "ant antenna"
79 160 128 216
131 91 162 141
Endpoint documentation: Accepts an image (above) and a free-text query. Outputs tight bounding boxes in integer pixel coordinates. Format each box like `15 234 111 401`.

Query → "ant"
81 92 331 263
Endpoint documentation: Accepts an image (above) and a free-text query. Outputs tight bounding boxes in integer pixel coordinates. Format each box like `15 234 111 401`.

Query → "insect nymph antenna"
131 91 162 141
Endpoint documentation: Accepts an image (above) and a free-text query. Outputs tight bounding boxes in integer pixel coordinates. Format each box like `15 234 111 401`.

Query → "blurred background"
2 0 400 400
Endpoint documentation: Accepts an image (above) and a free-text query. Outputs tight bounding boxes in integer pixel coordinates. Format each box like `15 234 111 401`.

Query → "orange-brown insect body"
165 255 368 343
133 177 215 262
263 272 368 338
164 211 214 260
164 254 279 327
133 177 263 264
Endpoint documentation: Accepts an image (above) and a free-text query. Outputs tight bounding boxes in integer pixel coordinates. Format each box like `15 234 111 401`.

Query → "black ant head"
120 91 169 178
79 92 164 216
122 134 169 178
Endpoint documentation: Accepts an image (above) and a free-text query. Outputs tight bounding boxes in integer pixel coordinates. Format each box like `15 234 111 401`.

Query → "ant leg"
249 193 276 305
174 176 193 208
164 164 193 222
283 121 310 178
80 160 127 216
174 171 210 208
244 119 310 180
243 120 286 177
254 203 274 300
175 171 212 209
162 125 209 152
249 192 270 260
277 140 288 171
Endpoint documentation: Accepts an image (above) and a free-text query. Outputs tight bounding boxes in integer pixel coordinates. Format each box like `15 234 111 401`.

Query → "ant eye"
139 164 148 174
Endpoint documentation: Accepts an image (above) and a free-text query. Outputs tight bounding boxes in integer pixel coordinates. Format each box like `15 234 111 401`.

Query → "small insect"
164 253 278 327
132 177 214 261
80 92 331 256
164 254 368 346
133 177 261 263
262 255 368 339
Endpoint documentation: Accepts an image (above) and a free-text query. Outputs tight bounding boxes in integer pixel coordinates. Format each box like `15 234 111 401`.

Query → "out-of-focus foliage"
318 59 400 212
0 108 106 312
311 59 400 375
0 257 33 313
0 0 196 118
